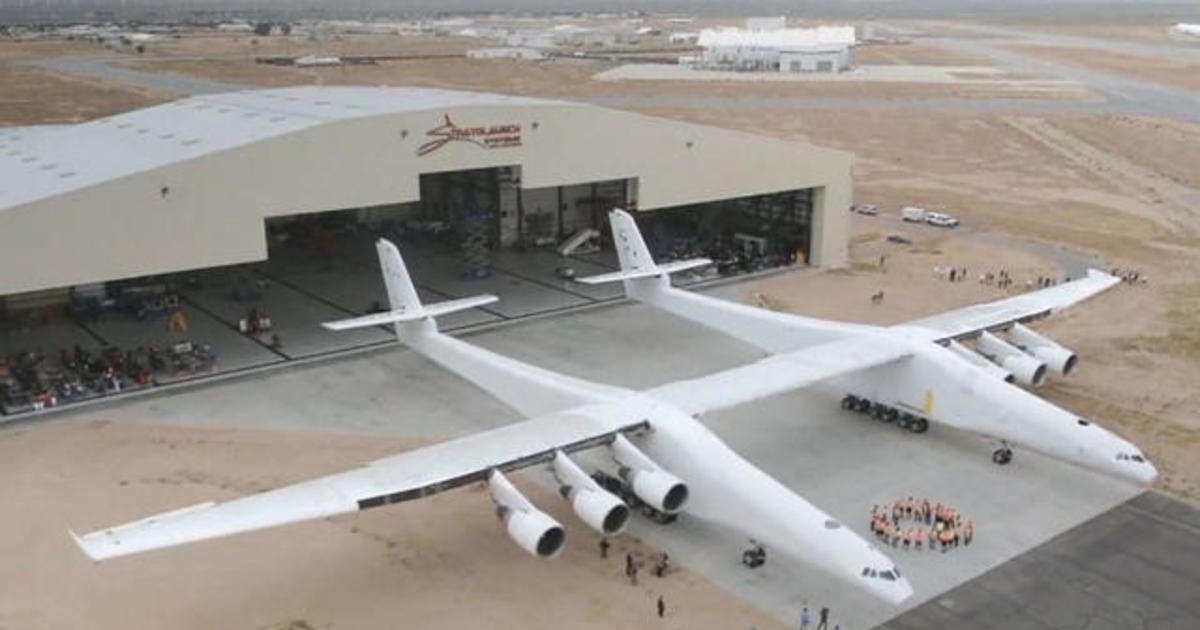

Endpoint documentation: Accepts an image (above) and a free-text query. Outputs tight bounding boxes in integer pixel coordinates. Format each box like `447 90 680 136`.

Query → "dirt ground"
0 64 166 125
1005 22 1200 45
1047 115 1200 190
0 40 167 125
1006 44 1200 91
93 32 1087 102
852 42 990 66
0 420 784 630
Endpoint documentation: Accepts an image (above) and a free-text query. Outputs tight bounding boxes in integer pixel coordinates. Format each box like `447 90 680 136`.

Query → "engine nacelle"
552 451 629 536
610 435 689 514
1009 323 1077 376
488 470 566 558
946 340 1014 383
977 331 1047 387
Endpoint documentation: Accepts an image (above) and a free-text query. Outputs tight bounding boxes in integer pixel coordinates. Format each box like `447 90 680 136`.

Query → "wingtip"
69 529 101 561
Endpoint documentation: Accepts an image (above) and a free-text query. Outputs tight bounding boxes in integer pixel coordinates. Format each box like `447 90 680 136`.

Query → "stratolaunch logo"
417 114 522 156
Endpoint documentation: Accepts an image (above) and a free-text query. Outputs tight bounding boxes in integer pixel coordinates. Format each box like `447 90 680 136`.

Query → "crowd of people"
870 497 974 552
1111 267 1146 285
933 264 1076 292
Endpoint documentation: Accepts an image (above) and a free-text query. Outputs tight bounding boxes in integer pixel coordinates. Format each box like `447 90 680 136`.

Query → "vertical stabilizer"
610 208 659 275
377 238 423 315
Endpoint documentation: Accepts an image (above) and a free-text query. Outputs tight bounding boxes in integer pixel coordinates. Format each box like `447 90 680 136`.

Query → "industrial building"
0 86 850 298
0 85 850 413
697 25 856 73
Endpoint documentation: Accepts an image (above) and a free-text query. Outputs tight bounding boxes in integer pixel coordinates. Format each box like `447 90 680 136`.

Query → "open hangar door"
616 188 813 275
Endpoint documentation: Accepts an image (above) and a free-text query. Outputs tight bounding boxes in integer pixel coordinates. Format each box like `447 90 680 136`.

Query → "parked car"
854 204 880 215
900 206 927 222
925 212 960 228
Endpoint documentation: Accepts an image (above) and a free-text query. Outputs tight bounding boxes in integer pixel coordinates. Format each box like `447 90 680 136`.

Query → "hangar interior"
0 86 845 417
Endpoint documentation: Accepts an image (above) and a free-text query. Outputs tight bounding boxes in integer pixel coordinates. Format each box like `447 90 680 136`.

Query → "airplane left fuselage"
580 394 914 604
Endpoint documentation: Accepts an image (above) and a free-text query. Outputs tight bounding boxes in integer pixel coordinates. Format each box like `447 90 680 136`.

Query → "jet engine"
552 451 630 536
488 470 566 558
946 340 1014 383
1009 323 1077 376
977 331 1047 387
610 434 689 514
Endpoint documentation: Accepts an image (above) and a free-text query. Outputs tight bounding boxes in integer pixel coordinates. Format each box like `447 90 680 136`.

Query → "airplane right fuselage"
827 330 1156 484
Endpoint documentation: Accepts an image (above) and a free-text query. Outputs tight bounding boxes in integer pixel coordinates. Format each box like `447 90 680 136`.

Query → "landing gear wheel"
911 418 929 434
992 447 1013 465
856 398 872 413
897 414 913 430
885 408 900 424
841 395 858 411
872 404 888 421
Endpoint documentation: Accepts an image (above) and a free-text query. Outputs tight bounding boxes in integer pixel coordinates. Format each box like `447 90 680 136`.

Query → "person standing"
657 595 665 619
800 606 811 630
599 537 610 558
817 606 830 630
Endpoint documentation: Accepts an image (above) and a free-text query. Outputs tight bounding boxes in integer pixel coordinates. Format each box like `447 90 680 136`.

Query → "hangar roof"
0 86 556 212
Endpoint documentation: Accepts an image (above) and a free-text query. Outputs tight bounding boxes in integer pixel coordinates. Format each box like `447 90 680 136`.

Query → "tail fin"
576 209 710 286
322 239 497 333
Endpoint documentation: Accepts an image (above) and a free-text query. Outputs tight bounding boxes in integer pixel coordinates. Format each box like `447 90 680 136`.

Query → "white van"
925 212 960 228
900 206 927 222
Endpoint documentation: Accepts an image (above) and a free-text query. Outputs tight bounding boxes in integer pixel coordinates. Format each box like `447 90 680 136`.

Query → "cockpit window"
1076 419 1090 426
862 567 896 580
1116 452 1147 463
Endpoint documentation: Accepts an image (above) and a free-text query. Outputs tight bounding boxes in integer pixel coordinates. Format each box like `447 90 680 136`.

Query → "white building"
697 26 856 73
779 46 851 73
1169 23 1200 38
745 17 787 32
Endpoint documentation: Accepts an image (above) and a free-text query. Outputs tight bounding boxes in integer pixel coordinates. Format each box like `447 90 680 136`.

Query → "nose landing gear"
992 442 1014 465
742 540 766 568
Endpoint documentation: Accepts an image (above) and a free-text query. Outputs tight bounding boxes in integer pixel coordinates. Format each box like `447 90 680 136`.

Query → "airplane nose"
1140 461 1160 485
886 577 915 605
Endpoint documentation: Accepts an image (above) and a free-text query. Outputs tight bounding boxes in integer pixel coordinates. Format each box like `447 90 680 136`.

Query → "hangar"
0 85 850 413
0 86 850 298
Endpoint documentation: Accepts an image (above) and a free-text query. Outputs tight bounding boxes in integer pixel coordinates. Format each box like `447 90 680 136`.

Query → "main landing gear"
841 395 929 434
992 442 1014 465
742 540 766 569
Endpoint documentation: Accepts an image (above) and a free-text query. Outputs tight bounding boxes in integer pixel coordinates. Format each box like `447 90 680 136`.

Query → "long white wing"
648 337 910 415
903 269 1121 341
72 410 646 560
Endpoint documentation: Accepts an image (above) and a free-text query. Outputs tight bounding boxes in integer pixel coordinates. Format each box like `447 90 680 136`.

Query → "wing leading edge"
649 337 911 416
72 410 647 561
903 269 1121 341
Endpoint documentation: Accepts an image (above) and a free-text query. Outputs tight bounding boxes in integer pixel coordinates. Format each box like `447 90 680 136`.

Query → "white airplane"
72 239 915 605
579 209 1157 485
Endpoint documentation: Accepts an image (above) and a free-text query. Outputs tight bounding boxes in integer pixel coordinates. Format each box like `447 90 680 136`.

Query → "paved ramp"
876 491 1200 630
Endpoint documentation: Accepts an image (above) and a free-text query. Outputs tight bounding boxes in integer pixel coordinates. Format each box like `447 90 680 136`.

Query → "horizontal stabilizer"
577 258 711 285
322 295 498 331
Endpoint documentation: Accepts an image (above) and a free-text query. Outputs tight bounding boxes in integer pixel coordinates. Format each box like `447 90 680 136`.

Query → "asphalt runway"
875 491 1200 630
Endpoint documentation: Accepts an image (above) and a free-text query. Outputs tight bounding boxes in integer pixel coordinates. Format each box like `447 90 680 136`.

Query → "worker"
599 537 610 558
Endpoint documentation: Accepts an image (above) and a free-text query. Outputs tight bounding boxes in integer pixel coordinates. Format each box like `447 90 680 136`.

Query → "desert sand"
0 419 783 630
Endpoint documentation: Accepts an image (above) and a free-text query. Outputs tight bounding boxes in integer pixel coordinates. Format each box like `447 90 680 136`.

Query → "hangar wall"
0 102 850 295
